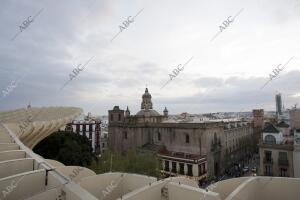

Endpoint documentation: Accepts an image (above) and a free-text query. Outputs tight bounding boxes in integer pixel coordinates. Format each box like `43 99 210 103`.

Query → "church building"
108 88 253 180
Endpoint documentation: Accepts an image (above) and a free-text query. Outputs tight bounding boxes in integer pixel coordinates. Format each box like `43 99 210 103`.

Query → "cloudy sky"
0 0 300 115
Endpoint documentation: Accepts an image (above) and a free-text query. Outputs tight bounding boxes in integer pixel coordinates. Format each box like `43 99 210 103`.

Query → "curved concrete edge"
0 143 20 152
0 107 83 150
56 166 96 183
168 182 221 200
210 176 250 200
0 150 26 162
0 115 99 200
224 177 255 200
0 158 35 178
45 159 65 168
79 172 157 200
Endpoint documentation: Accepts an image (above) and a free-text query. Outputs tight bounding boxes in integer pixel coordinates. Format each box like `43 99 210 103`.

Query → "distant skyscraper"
276 93 283 116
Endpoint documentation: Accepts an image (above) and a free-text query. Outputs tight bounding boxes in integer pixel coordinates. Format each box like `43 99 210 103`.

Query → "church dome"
136 109 161 116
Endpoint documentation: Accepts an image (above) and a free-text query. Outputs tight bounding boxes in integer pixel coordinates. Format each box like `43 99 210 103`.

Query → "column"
176 162 180 174
184 163 188 175
192 164 197 177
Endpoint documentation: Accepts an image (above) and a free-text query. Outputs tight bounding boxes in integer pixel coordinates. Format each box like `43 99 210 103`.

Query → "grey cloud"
1 0 300 115
156 71 300 113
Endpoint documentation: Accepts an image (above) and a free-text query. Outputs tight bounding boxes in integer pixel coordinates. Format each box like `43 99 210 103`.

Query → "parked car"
235 171 241 177
251 167 257 173
242 166 249 173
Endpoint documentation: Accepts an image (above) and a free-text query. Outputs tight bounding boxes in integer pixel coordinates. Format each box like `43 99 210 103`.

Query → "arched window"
265 135 276 144
158 132 161 141
185 134 190 143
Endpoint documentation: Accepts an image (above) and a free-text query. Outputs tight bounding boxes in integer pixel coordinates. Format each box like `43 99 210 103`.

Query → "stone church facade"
108 88 253 179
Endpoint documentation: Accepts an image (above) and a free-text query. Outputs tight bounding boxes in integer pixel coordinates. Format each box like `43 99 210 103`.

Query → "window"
65 124 73 132
185 134 190 143
76 124 80 133
198 164 202 176
265 151 272 162
118 114 121 121
172 162 177 173
187 164 193 176
165 161 169 171
278 152 288 166
265 165 272 176
179 163 184 175
279 152 288 160
124 131 127 139
265 135 276 144
158 132 161 141
82 125 86 137
102 143 105 147
110 114 113 121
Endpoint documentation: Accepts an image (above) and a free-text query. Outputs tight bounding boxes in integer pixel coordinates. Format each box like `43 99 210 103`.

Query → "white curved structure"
0 107 83 149
0 107 300 200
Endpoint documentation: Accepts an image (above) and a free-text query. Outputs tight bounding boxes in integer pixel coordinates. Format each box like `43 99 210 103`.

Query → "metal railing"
278 158 289 166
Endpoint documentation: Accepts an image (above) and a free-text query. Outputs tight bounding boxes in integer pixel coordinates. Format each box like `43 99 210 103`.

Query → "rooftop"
277 121 289 128
136 109 161 117
158 149 206 162
263 123 280 134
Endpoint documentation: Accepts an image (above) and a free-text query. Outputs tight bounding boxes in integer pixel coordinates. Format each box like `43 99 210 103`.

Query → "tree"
89 149 161 178
34 132 161 177
33 131 95 167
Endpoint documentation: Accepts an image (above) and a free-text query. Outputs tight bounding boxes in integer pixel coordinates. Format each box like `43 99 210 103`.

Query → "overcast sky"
0 0 300 115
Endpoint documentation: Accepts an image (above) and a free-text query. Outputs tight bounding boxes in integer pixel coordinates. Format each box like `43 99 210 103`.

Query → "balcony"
158 150 206 164
278 159 289 166
263 157 273 164
259 142 294 151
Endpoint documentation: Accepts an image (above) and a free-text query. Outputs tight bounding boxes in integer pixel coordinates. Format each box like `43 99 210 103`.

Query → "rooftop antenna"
27 102 31 109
